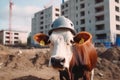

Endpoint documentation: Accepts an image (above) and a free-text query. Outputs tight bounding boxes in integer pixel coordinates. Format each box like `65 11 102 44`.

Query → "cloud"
11 5 41 32
0 5 41 32
0 0 62 32
13 5 40 18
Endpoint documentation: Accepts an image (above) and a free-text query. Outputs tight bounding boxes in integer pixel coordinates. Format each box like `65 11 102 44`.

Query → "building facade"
0 30 29 45
61 0 120 44
31 6 60 45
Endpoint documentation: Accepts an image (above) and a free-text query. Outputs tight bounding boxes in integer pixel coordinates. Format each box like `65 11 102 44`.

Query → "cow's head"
33 16 92 70
34 30 91 70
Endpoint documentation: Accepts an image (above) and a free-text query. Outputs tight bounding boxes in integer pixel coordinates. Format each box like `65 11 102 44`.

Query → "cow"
33 16 97 80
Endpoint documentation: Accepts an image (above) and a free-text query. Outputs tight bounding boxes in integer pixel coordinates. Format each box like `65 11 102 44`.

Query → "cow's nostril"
61 58 65 63
51 57 56 64
51 57 65 68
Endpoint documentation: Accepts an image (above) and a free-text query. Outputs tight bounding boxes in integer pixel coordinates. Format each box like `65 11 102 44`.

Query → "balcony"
95 15 104 22
95 6 104 13
95 0 104 4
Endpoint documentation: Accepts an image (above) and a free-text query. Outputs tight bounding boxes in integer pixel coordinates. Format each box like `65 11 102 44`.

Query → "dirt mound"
12 75 56 80
0 44 8 51
12 75 50 80
95 58 120 80
0 44 10 55
12 75 42 80
3 54 34 69
95 47 120 80
96 47 107 56
0 45 120 80
30 52 50 69
1 51 50 70
99 47 120 61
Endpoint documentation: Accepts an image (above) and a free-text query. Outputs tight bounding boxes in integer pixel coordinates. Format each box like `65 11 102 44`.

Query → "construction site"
0 44 120 80
0 0 120 80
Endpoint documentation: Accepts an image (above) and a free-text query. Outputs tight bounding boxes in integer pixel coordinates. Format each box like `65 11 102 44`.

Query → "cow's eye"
67 40 74 45
48 40 51 44
70 40 74 44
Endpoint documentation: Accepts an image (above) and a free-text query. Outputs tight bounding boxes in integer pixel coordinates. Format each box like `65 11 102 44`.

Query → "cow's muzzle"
51 57 65 69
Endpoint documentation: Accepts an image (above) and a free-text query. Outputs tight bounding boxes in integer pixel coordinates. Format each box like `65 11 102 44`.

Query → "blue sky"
0 0 62 32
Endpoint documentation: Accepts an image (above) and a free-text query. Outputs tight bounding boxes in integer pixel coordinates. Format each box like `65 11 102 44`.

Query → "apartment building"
61 0 120 44
0 30 29 45
31 6 60 45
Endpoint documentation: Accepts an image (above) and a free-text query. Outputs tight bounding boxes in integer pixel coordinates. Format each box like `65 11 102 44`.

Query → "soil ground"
0 45 120 80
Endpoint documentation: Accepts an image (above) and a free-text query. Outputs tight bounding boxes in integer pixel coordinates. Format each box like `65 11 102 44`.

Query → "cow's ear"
73 31 92 44
33 33 50 46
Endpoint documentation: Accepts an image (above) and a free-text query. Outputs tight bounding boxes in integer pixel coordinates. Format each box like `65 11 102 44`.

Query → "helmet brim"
48 27 76 35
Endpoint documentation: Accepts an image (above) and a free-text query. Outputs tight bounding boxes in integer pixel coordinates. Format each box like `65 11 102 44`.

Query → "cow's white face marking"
49 30 74 69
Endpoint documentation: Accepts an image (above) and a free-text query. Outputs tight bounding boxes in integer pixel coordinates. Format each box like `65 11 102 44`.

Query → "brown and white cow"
34 30 97 80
